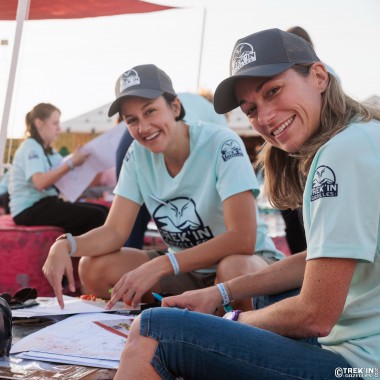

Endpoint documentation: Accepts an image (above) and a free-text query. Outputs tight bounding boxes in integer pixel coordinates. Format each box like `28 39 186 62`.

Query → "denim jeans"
139 290 353 380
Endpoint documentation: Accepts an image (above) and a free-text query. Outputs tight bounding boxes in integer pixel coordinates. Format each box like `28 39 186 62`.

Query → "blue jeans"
139 290 353 379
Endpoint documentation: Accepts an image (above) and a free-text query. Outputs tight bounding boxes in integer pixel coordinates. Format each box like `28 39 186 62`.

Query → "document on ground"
11 312 136 369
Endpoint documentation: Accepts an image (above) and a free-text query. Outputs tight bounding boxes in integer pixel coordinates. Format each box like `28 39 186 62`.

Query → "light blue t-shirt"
9 138 62 217
115 122 283 270
303 119 380 369
178 92 228 127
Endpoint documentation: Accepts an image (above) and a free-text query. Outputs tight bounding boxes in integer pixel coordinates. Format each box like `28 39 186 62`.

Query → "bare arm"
163 251 306 312
172 190 257 273
32 148 89 190
238 257 356 338
43 195 140 307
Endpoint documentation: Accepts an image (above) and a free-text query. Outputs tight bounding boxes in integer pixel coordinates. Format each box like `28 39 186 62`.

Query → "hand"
70 147 90 167
162 286 222 314
106 259 163 310
42 240 75 309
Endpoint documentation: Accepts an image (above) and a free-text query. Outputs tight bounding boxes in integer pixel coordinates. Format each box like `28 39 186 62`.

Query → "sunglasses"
0 287 39 310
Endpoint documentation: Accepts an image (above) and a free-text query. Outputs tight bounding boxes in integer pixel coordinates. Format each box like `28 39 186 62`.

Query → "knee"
78 256 107 290
216 255 243 281
217 254 268 282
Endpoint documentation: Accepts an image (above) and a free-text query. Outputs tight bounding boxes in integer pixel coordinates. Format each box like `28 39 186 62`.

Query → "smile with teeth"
145 131 160 141
272 115 295 136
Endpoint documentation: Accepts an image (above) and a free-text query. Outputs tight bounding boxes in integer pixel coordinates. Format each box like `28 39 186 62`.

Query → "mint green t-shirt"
9 138 61 217
115 122 284 269
303 119 380 369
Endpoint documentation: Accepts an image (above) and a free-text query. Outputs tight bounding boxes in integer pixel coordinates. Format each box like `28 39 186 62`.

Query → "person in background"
115 91 228 249
0 169 10 214
114 29 380 379
43 64 284 312
8 103 108 235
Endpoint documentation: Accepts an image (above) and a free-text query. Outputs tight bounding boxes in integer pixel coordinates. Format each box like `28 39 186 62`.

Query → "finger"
66 268 76 293
52 276 65 309
106 288 124 310
131 291 143 309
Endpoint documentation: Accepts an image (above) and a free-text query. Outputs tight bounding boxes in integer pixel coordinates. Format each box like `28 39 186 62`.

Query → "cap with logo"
213 28 320 114
108 64 176 117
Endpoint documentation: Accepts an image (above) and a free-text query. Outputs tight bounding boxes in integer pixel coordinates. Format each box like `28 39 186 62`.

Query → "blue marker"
152 292 163 302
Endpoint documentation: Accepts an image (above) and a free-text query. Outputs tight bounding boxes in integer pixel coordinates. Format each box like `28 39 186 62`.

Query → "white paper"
11 312 135 369
11 296 107 318
55 123 125 202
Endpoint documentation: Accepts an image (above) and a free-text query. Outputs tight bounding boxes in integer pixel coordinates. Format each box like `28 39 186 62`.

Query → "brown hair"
286 26 314 47
256 65 380 210
25 103 60 154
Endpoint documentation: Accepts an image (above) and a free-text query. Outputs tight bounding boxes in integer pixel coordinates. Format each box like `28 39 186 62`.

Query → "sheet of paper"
55 122 125 202
11 296 106 318
11 312 135 368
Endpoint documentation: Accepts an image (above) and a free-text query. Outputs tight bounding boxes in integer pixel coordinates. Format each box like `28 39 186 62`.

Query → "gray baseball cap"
214 28 320 114
108 64 176 117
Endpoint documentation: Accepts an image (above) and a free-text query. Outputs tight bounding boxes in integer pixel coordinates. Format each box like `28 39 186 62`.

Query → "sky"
0 0 379 138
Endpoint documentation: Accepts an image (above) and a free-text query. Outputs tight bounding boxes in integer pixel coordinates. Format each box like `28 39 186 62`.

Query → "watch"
56 233 77 257
223 310 242 321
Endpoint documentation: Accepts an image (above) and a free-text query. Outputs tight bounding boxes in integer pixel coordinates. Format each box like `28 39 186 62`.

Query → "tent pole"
196 7 206 92
0 0 30 168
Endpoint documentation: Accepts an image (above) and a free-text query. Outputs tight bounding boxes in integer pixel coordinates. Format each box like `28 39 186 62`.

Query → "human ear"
171 97 181 117
311 62 329 92
34 118 44 129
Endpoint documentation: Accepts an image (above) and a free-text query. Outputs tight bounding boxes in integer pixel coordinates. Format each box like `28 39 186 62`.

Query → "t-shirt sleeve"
215 133 259 201
304 128 380 263
23 142 47 181
113 143 143 205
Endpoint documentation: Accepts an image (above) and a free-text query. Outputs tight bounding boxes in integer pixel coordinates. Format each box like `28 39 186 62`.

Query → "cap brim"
214 63 294 114
108 88 165 117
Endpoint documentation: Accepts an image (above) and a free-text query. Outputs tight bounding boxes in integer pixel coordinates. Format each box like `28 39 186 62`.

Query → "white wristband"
67 159 75 171
217 283 230 306
56 233 77 257
166 252 180 276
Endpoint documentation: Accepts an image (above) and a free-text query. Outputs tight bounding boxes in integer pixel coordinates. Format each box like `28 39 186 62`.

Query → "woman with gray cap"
113 29 380 379
42 63 284 311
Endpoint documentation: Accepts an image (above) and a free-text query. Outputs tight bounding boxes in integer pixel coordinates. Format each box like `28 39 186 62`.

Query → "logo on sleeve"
152 197 214 249
124 145 134 162
28 151 39 160
221 140 243 162
311 165 338 201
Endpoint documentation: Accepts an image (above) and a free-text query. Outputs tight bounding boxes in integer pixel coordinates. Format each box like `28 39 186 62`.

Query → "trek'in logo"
153 197 213 249
124 145 134 163
232 42 256 75
221 140 243 162
119 69 140 93
28 151 39 160
311 165 338 201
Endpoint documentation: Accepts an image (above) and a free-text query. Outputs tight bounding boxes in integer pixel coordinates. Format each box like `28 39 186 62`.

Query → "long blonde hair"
256 65 380 210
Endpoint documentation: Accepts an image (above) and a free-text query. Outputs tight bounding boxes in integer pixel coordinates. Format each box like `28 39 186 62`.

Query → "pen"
152 292 163 302
223 304 233 312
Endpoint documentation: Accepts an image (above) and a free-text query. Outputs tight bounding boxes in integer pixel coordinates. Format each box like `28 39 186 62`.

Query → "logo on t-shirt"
221 140 243 162
153 197 214 249
124 146 134 162
311 165 338 201
28 150 39 160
